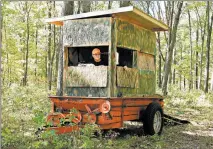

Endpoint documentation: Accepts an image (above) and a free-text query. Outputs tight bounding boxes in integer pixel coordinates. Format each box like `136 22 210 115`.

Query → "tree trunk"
23 2 30 86
211 72 213 91
3 20 8 85
173 48 176 84
188 9 193 90
157 32 162 88
57 1 74 96
162 2 183 95
184 77 186 89
195 27 199 89
146 1 151 14
82 1 90 13
48 1 52 90
205 2 213 93
179 40 183 90
77 1 81 14
195 6 207 90
169 70 172 84
108 1 112 9
120 1 131 7
35 25 38 81
162 1 174 87
55 32 59 82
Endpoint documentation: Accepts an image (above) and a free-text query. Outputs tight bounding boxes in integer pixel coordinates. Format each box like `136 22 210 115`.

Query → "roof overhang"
45 6 169 31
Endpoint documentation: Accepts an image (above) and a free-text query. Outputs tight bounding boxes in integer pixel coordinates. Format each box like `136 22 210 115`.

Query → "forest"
1 1 213 149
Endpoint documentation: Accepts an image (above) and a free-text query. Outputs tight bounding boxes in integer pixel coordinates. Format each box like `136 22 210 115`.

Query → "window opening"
117 47 135 68
68 46 109 66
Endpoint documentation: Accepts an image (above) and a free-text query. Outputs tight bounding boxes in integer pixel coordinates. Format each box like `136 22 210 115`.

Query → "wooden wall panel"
137 52 155 71
66 66 108 87
116 18 156 55
63 17 111 47
116 66 139 88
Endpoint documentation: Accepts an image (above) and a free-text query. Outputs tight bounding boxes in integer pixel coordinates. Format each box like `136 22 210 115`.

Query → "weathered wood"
138 70 156 95
63 47 69 95
116 66 139 88
116 18 156 55
63 17 111 47
137 52 155 71
108 18 117 97
56 28 64 96
66 66 108 87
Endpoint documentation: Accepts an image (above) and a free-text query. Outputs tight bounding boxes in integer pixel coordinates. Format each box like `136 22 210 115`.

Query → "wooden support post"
108 17 117 97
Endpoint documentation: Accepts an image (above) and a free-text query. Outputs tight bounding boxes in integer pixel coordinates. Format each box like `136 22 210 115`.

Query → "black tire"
143 102 164 135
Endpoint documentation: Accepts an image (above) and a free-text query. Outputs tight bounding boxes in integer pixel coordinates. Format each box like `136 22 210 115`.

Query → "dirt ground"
106 104 213 149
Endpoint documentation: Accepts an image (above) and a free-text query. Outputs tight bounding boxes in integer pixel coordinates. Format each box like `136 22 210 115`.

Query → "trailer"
45 6 169 135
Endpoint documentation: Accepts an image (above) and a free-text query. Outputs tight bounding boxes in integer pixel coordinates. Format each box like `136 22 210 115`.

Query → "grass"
2 84 213 149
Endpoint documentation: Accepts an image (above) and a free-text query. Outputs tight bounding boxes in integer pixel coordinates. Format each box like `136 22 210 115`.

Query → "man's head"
92 48 101 62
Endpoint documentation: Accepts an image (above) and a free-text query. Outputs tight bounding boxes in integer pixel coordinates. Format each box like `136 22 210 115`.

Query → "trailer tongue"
164 114 190 126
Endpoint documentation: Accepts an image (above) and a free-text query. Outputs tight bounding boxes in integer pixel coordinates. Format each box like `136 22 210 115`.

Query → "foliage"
165 84 213 108
2 83 50 148
1 84 107 149
1 1 213 149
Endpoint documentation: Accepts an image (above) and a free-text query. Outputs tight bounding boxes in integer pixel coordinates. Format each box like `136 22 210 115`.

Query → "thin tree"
120 1 131 7
205 1 213 93
162 2 183 95
157 32 162 88
108 1 112 9
77 1 81 14
23 2 34 86
179 44 183 90
35 24 38 81
82 1 91 13
188 8 193 90
195 6 207 90
47 1 52 90
173 48 176 84
195 20 199 89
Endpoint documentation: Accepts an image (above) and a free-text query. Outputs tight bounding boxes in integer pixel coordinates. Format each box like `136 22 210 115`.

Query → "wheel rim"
153 111 162 133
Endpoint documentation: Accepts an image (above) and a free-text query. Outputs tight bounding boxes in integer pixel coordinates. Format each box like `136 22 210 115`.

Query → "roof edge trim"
45 6 134 24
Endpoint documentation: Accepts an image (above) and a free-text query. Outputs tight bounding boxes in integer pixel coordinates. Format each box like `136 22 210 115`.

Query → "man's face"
92 53 101 62
92 48 101 62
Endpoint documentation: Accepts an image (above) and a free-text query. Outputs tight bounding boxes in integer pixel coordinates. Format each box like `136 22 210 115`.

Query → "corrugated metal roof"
45 6 168 31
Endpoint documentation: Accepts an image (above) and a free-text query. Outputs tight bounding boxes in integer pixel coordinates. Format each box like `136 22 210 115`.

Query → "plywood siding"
116 68 155 96
66 66 108 87
137 52 155 71
138 70 156 95
116 19 156 55
63 17 111 47
116 66 139 88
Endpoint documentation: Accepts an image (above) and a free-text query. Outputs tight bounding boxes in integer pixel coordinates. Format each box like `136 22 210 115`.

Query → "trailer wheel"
143 102 163 135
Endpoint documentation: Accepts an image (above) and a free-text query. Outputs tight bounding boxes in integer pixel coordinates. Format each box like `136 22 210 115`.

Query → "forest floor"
108 96 213 149
2 85 213 149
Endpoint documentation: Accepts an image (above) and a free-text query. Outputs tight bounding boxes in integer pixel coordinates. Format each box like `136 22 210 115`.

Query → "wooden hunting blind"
45 6 169 135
